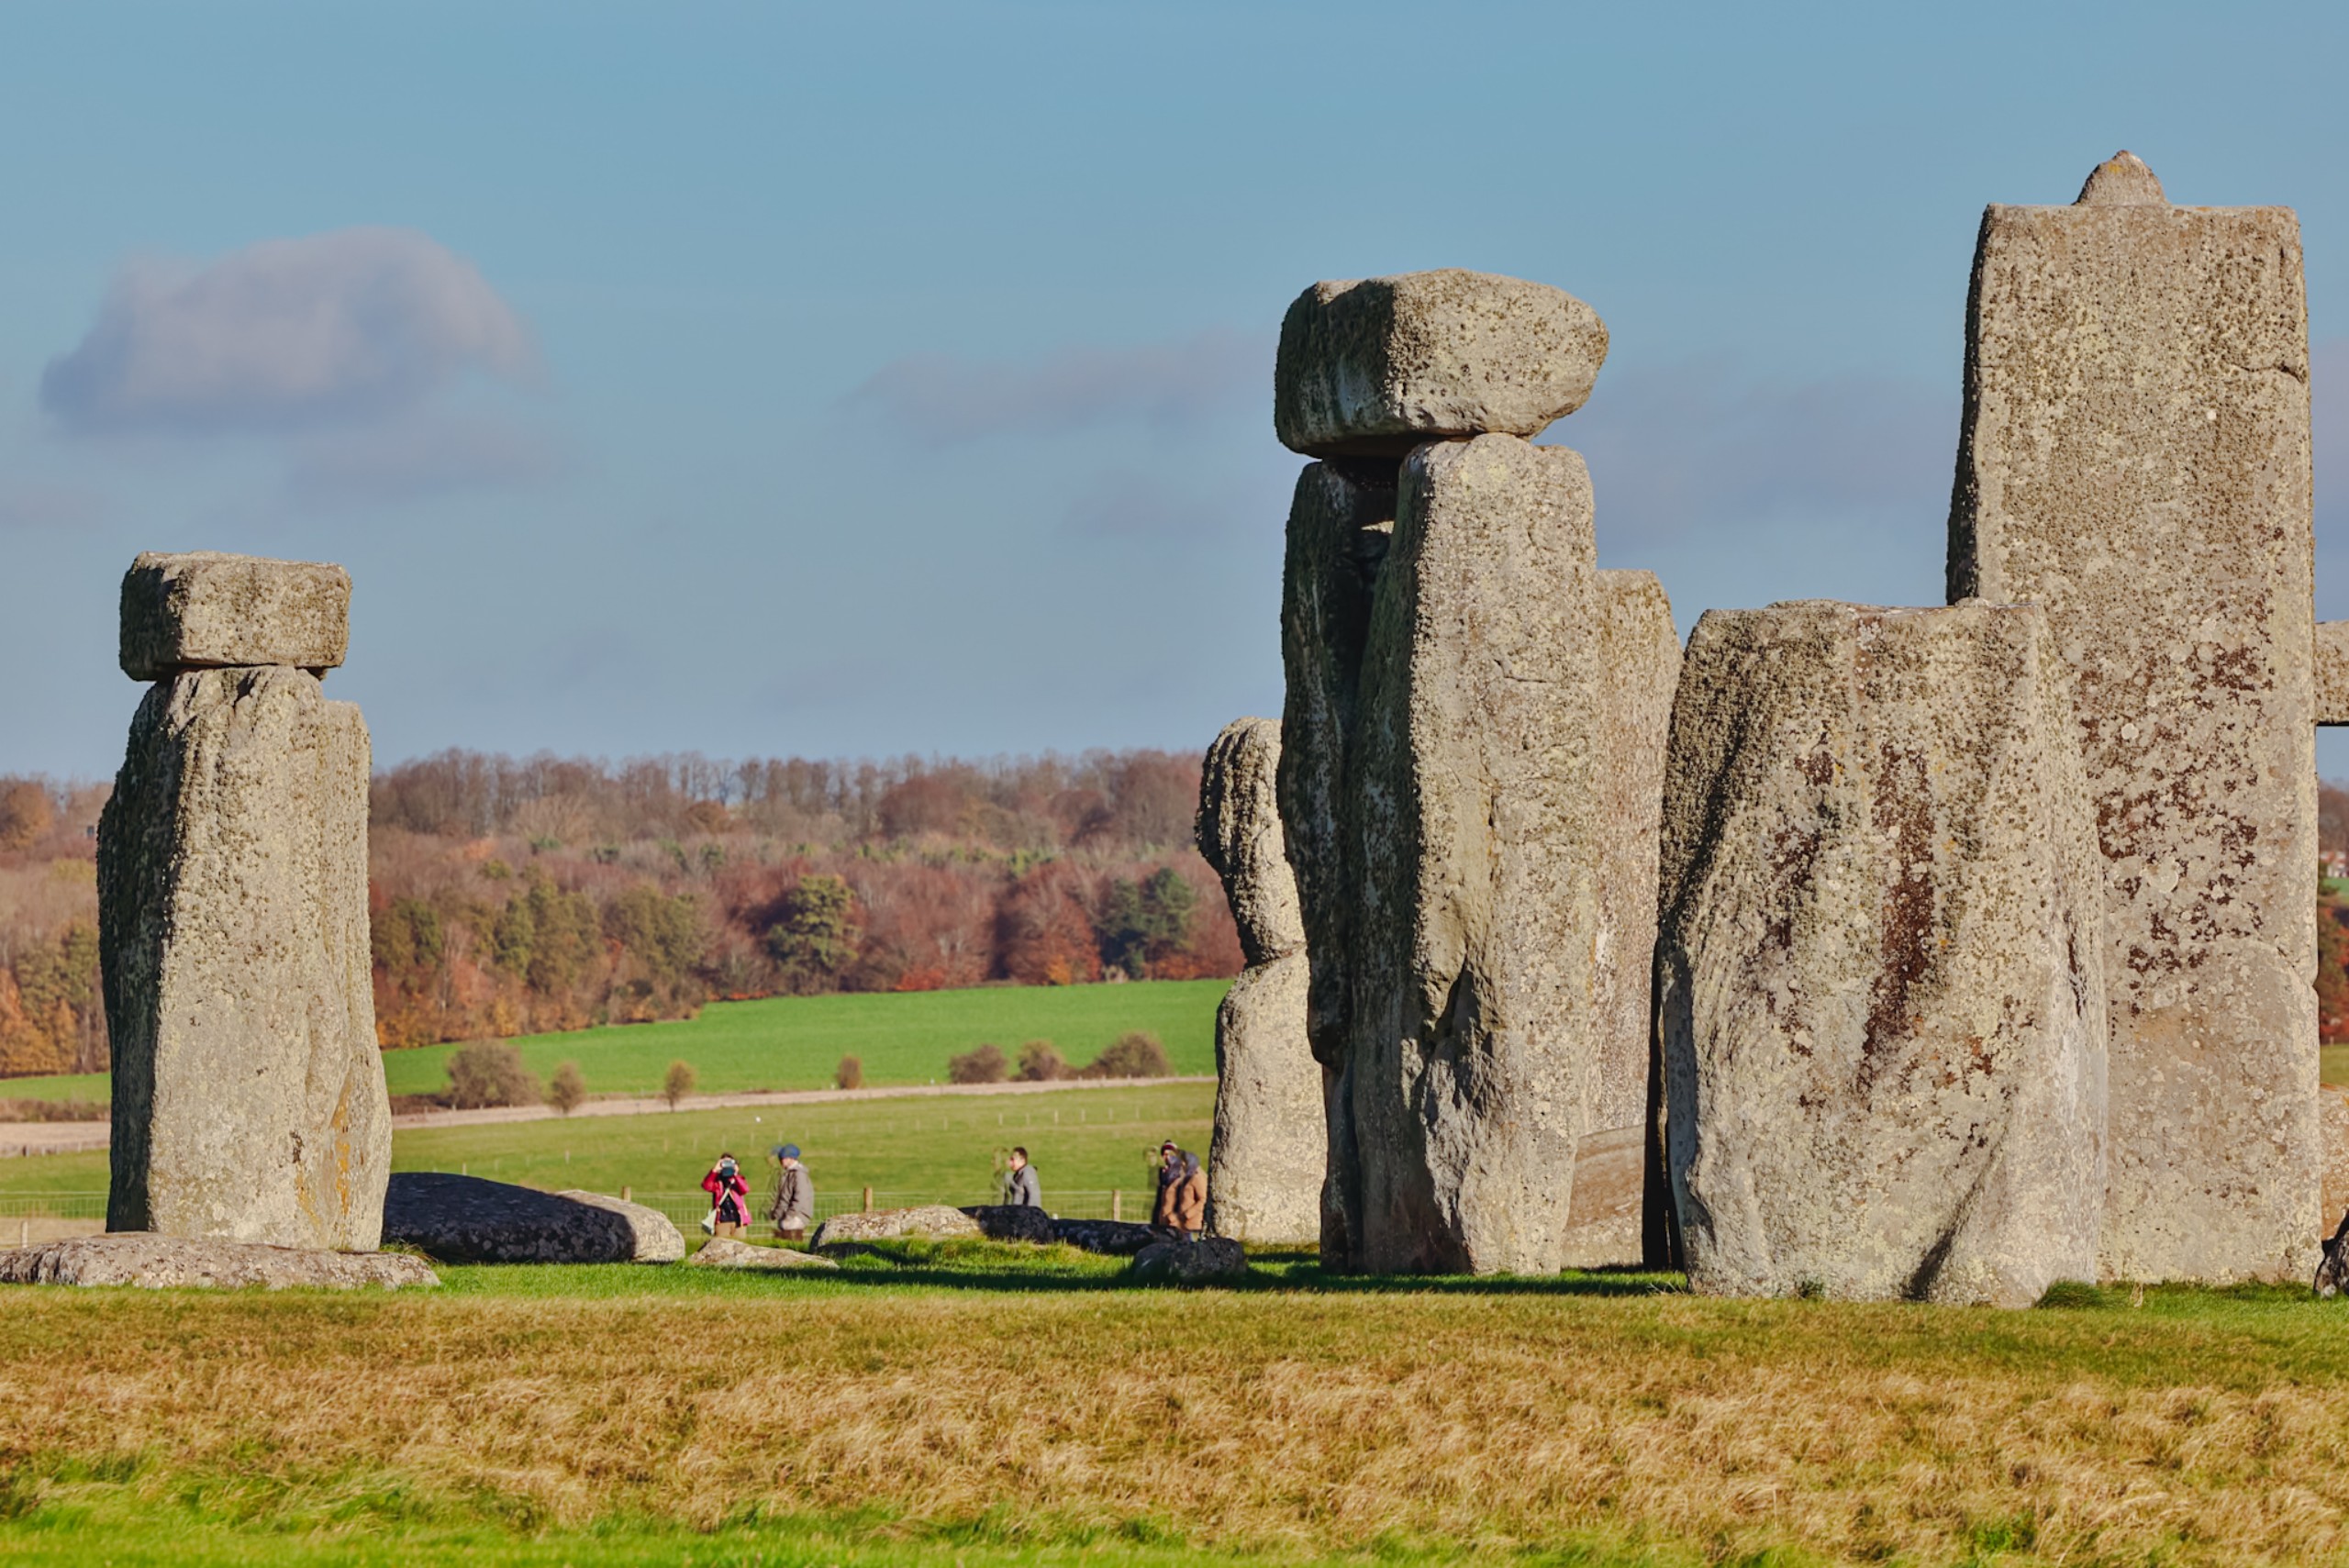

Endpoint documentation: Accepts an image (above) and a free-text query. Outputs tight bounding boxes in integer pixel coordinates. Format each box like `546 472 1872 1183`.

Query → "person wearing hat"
770 1142 814 1241
1151 1140 1205 1241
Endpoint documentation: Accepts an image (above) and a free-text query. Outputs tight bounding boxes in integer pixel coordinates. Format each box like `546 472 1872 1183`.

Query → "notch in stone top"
1275 269 1608 459
118 550 351 682
2075 150 2165 206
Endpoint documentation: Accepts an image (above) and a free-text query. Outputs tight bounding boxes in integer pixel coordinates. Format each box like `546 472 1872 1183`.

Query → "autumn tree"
1094 866 1197 978
547 1061 586 1116
447 1040 540 1108
764 873 861 993
663 1060 696 1109
948 1042 1008 1084
0 781 52 852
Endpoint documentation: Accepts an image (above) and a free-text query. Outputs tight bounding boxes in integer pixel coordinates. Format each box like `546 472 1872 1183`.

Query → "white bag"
698 1208 717 1236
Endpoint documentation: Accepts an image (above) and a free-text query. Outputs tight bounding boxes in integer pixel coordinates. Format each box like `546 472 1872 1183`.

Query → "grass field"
3 1249 2348 1566
0 978 1229 1105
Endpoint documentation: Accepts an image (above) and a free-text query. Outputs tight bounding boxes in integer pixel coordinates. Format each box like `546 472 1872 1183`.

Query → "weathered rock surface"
102 665 387 1250
1129 1236 1251 1284
1330 434 1602 1274
2318 623 2349 726
961 1204 1059 1244
1948 155 2317 1282
2321 1087 2349 1233
1275 271 1608 457
554 1189 686 1262
1050 1218 1160 1255
1197 717 1324 1245
382 1173 644 1263
1560 1124 1644 1271
1656 601 2106 1306
687 1237 841 1271
118 551 351 682
810 1205 982 1248
0 1232 436 1289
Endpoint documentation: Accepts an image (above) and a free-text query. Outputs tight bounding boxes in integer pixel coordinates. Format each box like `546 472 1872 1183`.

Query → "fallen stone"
381 1173 642 1263
1130 1236 1251 1285
1331 434 1602 1274
0 1232 436 1290
960 1204 1058 1244
1275 270 1608 457
810 1205 982 1248
1050 1218 1160 1256
102 664 387 1251
118 551 351 682
1949 154 2317 1282
553 1189 686 1262
687 1237 840 1271
2318 624 2349 726
1656 600 2106 1307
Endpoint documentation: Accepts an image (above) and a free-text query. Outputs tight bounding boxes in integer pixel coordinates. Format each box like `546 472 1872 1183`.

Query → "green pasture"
0 978 1228 1105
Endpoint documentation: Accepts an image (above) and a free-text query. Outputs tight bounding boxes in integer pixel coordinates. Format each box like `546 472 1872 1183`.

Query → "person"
770 1143 814 1241
1152 1140 1205 1240
1005 1146 1041 1208
702 1151 751 1238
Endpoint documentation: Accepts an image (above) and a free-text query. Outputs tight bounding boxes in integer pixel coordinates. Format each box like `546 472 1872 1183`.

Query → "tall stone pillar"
100 551 391 1251
1197 717 1323 1243
1947 152 2318 1281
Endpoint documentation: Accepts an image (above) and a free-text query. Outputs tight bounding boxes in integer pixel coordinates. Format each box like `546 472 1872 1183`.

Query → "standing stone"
1334 434 1603 1274
1657 601 2106 1306
1197 717 1323 1244
2317 622 2349 726
1948 153 2317 1282
101 555 387 1251
118 550 351 681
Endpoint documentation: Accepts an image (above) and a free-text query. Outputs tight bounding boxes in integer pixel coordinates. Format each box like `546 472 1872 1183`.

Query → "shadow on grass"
813 1241 1685 1297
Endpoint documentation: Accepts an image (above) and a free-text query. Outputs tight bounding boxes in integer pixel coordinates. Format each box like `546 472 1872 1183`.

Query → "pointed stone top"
2075 150 2165 206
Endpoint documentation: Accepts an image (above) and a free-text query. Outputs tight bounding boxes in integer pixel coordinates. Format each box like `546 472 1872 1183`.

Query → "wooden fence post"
1112 1190 1122 1223
863 1185 874 1213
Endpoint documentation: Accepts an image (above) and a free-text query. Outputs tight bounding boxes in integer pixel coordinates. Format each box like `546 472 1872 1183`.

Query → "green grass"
2326 1041 2349 1086
0 979 1228 1105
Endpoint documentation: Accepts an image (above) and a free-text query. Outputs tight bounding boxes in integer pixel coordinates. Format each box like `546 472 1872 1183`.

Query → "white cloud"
844 328 1262 444
42 228 535 435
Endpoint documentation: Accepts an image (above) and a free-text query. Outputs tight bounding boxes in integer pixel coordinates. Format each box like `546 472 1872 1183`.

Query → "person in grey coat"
770 1143 814 1241
1005 1146 1042 1208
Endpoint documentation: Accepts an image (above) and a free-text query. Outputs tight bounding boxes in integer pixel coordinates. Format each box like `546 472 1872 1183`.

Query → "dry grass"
2 1259 2347 1564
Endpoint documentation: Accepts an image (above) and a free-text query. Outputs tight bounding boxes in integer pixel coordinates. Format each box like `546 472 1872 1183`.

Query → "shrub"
834 1055 864 1091
446 1040 541 1109
546 1062 585 1116
662 1060 696 1109
947 1042 1008 1084
1082 1031 1171 1080
1015 1040 1069 1082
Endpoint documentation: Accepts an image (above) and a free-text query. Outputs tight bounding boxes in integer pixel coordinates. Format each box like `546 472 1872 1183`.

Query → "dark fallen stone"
1130 1236 1251 1285
382 1173 641 1264
961 1205 1058 1244
1051 1218 1161 1256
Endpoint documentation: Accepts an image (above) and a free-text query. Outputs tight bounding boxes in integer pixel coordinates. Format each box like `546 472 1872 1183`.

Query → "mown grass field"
3 1247 2348 1566
0 978 1229 1105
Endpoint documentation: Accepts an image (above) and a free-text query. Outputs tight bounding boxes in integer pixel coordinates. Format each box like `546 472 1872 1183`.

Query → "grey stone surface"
1049 1218 1160 1255
0 1232 436 1289
810 1205 983 1248
1589 571 1678 1137
554 1189 687 1262
2321 1086 2349 1236
1275 270 1608 458
1948 156 2318 1283
961 1204 1059 1244
383 1173 645 1263
1559 1124 1645 1271
1330 434 1602 1274
2075 150 2165 206
2317 623 2349 726
1656 601 2106 1307
1197 717 1324 1245
687 1237 841 1271
102 665 388 1251
119 551 351 682
1129 1236 1251 1284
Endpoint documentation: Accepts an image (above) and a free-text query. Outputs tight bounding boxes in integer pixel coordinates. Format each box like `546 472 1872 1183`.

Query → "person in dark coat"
1005 1146 1041 1208
702 1151 751 1238
1152 1140 1206 1240
770 1143 814 1240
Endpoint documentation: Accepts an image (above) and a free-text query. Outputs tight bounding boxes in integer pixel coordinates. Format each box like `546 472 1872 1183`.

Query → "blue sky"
4 2 2347 776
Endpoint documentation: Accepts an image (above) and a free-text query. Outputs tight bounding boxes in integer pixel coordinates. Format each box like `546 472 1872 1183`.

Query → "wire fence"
0 1188 1152 1231
0 1192 106 1220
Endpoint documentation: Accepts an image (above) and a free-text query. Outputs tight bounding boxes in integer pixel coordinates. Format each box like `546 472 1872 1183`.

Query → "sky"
4 2 2348 778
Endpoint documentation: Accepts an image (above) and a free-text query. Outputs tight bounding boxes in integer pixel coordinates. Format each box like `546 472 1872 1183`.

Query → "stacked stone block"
100 551 391 1251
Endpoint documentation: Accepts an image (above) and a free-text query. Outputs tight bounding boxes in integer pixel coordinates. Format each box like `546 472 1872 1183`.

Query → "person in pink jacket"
701 1151 751 1238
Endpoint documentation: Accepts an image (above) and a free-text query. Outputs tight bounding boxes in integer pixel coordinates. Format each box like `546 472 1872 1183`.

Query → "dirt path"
0 1074 1213 1159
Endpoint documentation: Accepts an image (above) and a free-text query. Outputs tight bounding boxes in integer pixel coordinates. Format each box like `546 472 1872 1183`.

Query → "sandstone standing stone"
118 551 351 682
0 1232 436 1289
1656 601 2106 1307
1275 271 1609 458
1331 434 1602 1274
2317 623 2349 726
1197 717 1323 1244
103 663 387 1250
1948 154 2317 1282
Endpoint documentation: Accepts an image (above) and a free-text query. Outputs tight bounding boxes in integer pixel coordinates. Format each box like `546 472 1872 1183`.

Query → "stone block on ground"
1275 270 1608 457
960 1205 1059 1244
118 550 351 682
0 1233 436 1289
1656 600 2106 1307
102 664 387 1251
687 1237 841 1271
382 1173 644 1263
810 1205 983 1248
553 1189 686 1262
1050 1218 1160 1256
1129 1236 1251 1284
1948 155 2316 1282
